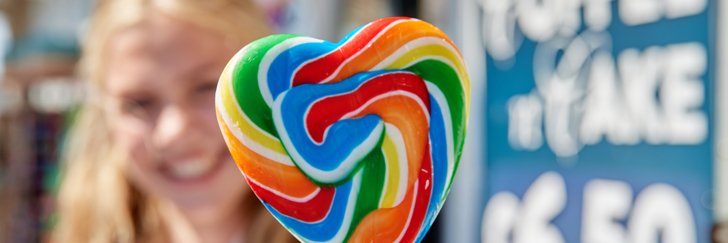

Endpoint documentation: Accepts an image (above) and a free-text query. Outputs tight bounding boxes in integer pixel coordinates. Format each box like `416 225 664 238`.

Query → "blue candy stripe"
266 172 363 243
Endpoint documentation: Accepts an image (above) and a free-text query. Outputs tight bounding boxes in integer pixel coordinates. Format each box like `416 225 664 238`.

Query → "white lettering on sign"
628 184 696 243
508 94 544 150
582 179 632 243
482 172 566 243
480 0 708 61
482 173 697 243
480 0 710 157
581 43 707 146
508 41 707 157
619 0 708 25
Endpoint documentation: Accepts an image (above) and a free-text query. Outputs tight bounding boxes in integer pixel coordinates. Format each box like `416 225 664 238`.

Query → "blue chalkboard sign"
481 1 714 242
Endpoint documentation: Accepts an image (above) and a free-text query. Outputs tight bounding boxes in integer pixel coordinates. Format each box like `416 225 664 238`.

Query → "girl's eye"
122 97 156 116
196 80 217 94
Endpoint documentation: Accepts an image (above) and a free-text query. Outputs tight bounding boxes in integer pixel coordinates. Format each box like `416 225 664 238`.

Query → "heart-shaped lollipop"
216 17 469 242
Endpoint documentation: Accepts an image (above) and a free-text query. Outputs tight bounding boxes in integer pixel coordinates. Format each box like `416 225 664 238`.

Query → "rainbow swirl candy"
216 17 469 242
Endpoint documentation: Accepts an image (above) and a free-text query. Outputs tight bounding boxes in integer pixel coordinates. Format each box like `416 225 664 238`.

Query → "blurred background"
0 0 726 242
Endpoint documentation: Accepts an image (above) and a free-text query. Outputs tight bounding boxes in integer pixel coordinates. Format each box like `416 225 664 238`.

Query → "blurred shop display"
439 0 721 243
258 0 421 41
0 0 90 242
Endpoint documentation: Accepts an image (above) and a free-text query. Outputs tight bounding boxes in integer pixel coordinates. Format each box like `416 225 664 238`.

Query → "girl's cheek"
110 119 152 163
198 95 217 121
193 99 220 135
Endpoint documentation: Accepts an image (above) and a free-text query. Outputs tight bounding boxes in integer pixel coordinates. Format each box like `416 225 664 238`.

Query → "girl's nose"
151 104 198 155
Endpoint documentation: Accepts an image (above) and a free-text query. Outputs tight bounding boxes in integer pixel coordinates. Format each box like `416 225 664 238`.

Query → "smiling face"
103 14 245 210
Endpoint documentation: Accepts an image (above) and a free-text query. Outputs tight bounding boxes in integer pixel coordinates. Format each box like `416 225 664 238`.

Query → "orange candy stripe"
350 95 429 197
331 20 454 83
218 112 318 198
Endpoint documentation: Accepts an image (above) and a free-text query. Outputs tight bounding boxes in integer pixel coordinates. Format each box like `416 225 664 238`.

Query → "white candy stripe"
339 91 430 123
394 179 420 243
246 174 321 203
371 36 459 70
273 91 384 184
378 124 409 208
286 21 373 86
291 19 417 84
375 41 469 94
218 68 294 166
426 81 456 195
259 37 324 106
303 71 418 146
305 171 363 243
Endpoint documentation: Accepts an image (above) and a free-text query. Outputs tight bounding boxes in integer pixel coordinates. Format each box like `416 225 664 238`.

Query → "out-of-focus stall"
441 0 727 242
0 0 89 242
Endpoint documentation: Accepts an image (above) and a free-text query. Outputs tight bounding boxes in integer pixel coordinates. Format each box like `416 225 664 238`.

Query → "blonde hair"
53 0 292 242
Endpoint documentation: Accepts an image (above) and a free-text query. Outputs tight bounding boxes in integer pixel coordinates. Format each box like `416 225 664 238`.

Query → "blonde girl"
53 0 294 242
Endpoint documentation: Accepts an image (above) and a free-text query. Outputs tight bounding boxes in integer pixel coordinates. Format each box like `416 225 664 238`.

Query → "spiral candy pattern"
216 17 469 242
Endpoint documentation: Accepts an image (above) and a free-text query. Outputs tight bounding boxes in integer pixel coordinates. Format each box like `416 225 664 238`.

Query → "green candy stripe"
232 34 298 137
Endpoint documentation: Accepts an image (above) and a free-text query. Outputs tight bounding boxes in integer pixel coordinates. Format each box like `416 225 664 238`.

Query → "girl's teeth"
170 160 215 179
